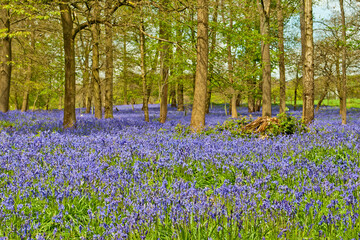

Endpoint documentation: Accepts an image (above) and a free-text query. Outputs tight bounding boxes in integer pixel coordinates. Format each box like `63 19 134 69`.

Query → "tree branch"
71 0 135 38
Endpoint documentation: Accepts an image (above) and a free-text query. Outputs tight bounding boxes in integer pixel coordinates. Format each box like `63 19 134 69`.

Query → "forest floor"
0 104 359 239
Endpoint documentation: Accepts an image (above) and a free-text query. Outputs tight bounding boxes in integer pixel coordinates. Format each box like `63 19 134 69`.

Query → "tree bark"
78 30 91 111
104 0 114 119
247 75 256 113
277 0 286 114
14 91 20 110
257 0 271 117
146 47 158 108
236 93 241 106
227 4 238 118
294 63 300 111
0 8 11 113
170 84 177 107
21 28 36 112
59 2 76 128
32 93 39 111
190 0 208 132
21 65 31 112
123 32 128 105
300 0 306 112
140 18 149 122
159 0 171 123
315 78 329 112
177 83 184 111
82 38 92 114
82 44 90 110
339 0 346 124
91 1 102 119
175 26 184 111
336 51 341 113
206 0 219 114
302 0 314 124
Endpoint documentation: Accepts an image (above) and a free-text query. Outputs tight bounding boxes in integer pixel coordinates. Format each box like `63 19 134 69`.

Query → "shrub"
174 113 307 138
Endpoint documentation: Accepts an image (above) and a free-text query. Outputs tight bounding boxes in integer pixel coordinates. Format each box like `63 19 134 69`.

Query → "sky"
278 0 360 79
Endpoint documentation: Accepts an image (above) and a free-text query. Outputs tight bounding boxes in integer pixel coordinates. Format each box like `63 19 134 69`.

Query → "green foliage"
0 120 14 131
210 116 252 137
267 112 307 136
174 113 307 139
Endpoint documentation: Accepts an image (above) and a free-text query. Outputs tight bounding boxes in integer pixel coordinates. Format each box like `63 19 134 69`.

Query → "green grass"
287 98 360 109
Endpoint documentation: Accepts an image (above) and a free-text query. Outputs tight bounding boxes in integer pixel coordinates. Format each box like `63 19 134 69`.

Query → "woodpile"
242 116 279 134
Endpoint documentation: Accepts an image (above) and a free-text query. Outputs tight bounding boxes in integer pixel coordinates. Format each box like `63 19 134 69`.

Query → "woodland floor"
0 104 359 239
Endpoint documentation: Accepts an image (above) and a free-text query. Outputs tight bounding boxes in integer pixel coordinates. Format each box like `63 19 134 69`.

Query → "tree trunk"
255 98 261 112
206 0 219 114
190 0 208 132
294 64 300 111
316 78 329 112
78 30 91 111
248 76 256 113
336 52 341 114
91 1 102 119
175 26 184 112
257 0 271 117
21 64 31 112
21 28 36 112
146 47 158 108
231 93 237 117
105 0 114 119
300 0 306 112
32 93 39 111
302 0 314 124
123 32 128 105
45 95 50 110
277 0 286 114
236 93 241 107
82 44 90 111
177 83 184 111
14 90 20 110
140 19 149 122
159 1 171 123
170 84 177 107
0 8 11 113
83 39 91 114
339 0 346 124
227 6 238 118
59 2 76 128
248 95 255 113
85 76 93 114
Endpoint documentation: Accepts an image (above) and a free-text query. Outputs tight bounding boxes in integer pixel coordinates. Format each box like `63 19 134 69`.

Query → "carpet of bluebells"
1 104 360 239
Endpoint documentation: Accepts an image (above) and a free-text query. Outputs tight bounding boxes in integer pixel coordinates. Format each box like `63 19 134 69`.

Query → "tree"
302 0 314 124
59 0 76 127
190 0 208 132
339 0 346 124
21 27 36 112
139 14 149 122
0 7 11 113
277 0 286 114
205 0 219 114
159 0 171 123
91 0 102 119
78 31 92 113
122 30 128 105
59 0 130 127
227 0 238 118
257 0 271 117
175 26 184 112
1 1 48 113
104 0 114 119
